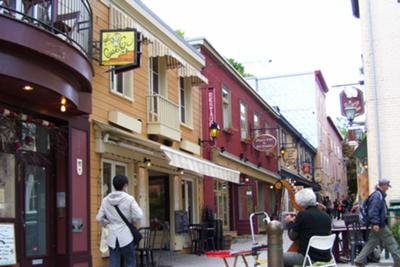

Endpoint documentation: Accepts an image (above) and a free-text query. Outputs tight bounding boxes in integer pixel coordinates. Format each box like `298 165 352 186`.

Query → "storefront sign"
100 29 138 66
207 87 216 127
284 147 297 169
252 134 277 152
0 223 16 266
340 87 365 118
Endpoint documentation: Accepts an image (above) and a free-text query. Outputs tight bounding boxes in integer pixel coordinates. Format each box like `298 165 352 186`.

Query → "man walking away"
355 178 400 267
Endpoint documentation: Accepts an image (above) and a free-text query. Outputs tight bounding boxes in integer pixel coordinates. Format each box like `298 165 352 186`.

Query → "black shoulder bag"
114 205 143 246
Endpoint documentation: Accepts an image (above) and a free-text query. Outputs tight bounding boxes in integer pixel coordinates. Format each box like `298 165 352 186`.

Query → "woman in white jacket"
96 175 144 267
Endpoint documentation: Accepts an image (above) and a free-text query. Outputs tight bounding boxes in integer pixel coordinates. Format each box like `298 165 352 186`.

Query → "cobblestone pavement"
153 230 394 267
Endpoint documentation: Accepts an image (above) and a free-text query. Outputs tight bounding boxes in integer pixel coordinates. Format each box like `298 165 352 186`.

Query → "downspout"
366 0 382 178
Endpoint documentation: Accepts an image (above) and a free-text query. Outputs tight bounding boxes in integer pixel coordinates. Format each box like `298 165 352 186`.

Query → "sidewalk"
153 229 395 267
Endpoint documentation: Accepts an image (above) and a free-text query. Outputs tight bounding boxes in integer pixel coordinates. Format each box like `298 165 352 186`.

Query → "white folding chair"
302 234 337 267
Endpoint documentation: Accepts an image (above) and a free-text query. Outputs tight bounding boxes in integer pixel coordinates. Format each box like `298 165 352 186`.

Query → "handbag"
114 205 143 246
99 226 109 257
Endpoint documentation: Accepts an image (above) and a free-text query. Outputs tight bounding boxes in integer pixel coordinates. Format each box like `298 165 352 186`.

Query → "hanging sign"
100 29 138 66
0 223 17 266
340 87 365 118
252 134 277 152
207 87 216 127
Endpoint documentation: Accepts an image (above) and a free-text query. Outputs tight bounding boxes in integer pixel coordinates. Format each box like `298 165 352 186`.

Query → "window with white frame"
181 177 196 224
253 112 261 137
110 68 133 99
150 57 167 96
101 159 127 198
179 77 192 125
222 85 232 129
240 101 248 140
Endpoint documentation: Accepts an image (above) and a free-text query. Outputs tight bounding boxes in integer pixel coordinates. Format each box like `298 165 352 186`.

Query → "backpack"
359 191 383 226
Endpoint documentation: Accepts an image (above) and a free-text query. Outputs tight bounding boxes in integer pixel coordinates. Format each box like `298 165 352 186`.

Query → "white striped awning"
110 5 206 82
161 145 240 184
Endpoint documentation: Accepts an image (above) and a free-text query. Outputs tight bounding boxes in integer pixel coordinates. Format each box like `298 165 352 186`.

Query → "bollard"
267 220 284 267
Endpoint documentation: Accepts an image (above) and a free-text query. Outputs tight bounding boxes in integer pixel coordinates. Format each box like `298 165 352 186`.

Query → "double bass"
274 179 303 252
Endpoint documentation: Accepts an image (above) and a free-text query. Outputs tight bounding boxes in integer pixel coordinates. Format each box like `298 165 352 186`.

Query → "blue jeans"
109 240 136 267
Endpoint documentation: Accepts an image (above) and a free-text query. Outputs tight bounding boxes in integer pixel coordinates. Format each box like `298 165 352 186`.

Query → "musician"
283 188 332 267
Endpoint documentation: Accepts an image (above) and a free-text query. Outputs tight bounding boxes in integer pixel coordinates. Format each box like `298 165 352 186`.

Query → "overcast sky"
141 0 363 120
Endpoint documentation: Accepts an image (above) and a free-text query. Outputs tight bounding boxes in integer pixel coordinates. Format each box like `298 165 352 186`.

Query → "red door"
17 153 55 267
236 180 257 235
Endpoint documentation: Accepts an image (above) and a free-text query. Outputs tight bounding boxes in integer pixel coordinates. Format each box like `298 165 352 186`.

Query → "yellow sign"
100 29 136 66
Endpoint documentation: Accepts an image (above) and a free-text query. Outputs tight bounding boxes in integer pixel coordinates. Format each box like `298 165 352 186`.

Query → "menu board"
0 223 16 265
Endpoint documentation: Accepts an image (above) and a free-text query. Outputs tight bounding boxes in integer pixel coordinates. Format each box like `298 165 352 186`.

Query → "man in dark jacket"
355 178 400 267
283 188 332 267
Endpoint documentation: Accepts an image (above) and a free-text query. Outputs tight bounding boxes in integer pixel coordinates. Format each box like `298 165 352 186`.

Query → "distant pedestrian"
96 175 144 267
337 200 344 220
333 198 339 219
354 178 400 267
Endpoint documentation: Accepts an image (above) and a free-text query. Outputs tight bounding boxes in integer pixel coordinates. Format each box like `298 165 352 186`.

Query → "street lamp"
199 122 220 145
344 104 357 125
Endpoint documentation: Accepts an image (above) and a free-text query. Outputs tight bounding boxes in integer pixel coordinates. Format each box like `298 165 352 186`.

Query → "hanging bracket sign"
252 134 277 152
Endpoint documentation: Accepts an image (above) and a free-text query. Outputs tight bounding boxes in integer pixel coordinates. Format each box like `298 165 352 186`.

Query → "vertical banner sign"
100 29 137 66
207 87 216 127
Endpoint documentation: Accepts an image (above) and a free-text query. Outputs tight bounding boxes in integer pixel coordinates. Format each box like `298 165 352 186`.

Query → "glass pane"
115 164 126 176
24 165 46 257
0 153 16 218
102 162 112 197
187 180 193 223
21 123 50 154
149 178 168 222
116 73 124 94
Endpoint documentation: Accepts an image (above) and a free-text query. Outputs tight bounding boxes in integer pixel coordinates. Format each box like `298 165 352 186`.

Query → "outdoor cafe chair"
343 214 366 264
302 234 337 267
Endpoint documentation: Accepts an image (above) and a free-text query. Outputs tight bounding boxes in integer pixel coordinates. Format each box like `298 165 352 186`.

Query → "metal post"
267 220 284 267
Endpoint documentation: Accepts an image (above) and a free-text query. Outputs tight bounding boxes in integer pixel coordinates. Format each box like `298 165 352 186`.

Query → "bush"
391 221 400 244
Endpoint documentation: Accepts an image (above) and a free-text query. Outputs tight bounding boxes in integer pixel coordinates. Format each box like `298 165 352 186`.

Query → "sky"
141 0 363 120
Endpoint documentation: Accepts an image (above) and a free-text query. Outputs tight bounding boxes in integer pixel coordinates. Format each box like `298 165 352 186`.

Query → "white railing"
147 94 180 131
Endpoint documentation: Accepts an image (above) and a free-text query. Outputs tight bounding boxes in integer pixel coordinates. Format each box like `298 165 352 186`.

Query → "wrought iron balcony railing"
0 0 92 57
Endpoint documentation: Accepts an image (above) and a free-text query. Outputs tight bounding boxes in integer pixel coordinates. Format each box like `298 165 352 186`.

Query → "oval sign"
252 134 277 152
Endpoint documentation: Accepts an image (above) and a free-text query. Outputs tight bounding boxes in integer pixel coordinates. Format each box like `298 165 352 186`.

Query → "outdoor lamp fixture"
60 97 67 112
239 153 244 161
257 162 262 168
344 103 357 125
220 147 225 153
144 158 152 168
177 168 184 175
199 122 220 145
280 146 286 156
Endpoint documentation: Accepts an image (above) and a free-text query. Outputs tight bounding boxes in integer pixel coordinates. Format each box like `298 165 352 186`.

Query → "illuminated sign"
100 29 138 66
252 134 277 152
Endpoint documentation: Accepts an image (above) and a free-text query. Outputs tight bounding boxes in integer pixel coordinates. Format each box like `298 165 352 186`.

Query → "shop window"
101 159 127 198
0 153 15 218
181 177 196 224
179 77 192 126
214 181 229 229
222 86 232 129
110 67 133 100
149 176 170 223
21 123 50 154
240 100 248 140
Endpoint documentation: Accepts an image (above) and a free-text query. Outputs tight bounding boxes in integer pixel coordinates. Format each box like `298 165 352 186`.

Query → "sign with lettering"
252 134 277 152
0 223 16 265
100 29 138 66
340 87 365 118
207 87 216 127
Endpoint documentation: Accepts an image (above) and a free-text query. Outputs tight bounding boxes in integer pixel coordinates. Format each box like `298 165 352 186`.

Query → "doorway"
149 175 170 224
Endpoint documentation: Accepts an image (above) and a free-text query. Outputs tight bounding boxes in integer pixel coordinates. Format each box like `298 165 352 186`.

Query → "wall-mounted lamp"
177 168 184 175
245 177 250 182
220 147 225 153
239 153 244 161
199 122 220 145
280 146 286 156
60 97 67 112
344 103 356 125
144 158 152 168
257 162 261 168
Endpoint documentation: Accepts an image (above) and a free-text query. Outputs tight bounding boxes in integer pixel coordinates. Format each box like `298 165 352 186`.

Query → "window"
214 181 229 229
182 177 196 224
150 57 167 96
222 86 232 129
0 153 15 218
179 77 192 125
253 112 261 137
240 101 248 140
101 159 127 198
110 68 133 99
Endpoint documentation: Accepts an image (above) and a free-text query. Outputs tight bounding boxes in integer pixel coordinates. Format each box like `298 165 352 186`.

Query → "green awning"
353 138 367 158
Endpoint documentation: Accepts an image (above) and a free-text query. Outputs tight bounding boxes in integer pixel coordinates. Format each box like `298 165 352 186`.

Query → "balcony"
0 0 92 57
147 94 181 142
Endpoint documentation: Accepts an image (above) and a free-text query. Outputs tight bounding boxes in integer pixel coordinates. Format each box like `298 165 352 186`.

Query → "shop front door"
236 181 257 235
18 155 55 267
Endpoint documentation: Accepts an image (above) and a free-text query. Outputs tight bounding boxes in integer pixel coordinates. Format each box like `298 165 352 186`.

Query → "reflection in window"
0 153 15 218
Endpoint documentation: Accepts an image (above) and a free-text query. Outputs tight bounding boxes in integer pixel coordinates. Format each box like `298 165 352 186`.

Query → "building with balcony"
190 38 281 235
90 1 239 264
0 0 93 265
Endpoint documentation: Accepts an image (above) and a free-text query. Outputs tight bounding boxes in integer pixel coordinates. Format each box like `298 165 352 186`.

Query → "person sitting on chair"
283 188 332 267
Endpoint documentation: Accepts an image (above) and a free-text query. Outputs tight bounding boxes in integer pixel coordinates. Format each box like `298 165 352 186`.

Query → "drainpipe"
365 0 382 179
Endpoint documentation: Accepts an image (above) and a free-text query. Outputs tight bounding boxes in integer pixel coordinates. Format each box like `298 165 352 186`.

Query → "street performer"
283 188 332 267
